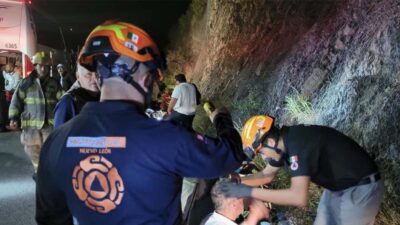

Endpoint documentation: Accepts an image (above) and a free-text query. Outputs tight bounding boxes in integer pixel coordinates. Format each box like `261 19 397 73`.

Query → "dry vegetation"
169 0 400 224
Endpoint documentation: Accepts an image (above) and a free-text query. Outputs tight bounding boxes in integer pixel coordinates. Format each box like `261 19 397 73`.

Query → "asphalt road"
0 131 36 225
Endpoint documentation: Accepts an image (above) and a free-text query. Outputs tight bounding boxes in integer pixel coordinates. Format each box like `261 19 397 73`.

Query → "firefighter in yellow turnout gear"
8 52 63 172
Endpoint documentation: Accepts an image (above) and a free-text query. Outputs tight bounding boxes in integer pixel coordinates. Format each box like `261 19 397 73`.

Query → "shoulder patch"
67 136 126 148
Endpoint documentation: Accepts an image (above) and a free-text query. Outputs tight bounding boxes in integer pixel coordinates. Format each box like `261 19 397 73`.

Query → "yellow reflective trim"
92 24 126 40
57 91 63 99
18 90 26 99
9 108 19 116
24 97 46 105
9 108 19 113
48 119 54 125
21 120 44 127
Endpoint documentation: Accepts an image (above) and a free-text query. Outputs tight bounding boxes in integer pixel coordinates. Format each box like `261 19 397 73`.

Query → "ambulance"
0 0 36 77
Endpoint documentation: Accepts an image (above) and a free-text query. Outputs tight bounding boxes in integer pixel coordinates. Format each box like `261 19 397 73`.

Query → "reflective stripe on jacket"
9 71 63 129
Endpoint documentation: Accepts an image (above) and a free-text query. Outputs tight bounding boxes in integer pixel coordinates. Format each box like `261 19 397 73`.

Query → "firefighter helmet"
32 52 51 65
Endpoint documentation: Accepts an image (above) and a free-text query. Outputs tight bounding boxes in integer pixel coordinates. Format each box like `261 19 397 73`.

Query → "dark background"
30 0 191 51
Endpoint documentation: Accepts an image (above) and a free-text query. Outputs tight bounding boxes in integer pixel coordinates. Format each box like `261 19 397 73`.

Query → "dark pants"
168 111 195 130
182 179 217 225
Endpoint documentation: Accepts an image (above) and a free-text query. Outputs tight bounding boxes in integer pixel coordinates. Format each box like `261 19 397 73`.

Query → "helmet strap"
266 152 288 167
127 68 157 109
261 127 287 167
127 78 153 108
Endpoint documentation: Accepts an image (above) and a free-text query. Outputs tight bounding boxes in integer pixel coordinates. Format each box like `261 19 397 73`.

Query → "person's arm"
56 84 64 100
168 86 180 114
36 135 73 225
210 108 247 163
8 83 23 129
251 176 310 207
12 73 21 90
241 165 280 186
53 95 75 128
222 176 310 207
173 108 246 178
167 97 177 114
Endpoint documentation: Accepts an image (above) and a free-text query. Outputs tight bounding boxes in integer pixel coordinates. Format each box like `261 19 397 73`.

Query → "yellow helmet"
241 115 275 151
32 52 51 65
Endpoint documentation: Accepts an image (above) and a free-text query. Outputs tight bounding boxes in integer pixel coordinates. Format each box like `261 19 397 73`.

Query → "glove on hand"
220 182 252 198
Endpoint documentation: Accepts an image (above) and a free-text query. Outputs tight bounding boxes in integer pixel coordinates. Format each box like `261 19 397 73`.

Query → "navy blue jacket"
36 101 244 225
53 94 76 128
54 87 100 128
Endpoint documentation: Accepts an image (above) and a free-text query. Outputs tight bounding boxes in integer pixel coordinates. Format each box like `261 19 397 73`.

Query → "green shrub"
230 87 265 130
284 94 315 124
192 104 216 136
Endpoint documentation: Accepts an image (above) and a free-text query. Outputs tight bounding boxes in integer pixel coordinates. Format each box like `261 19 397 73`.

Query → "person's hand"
245 199 270 224
8 120 18 130
208 108 218 122
227 172 242 184
208 107 229 123
220 182 252 198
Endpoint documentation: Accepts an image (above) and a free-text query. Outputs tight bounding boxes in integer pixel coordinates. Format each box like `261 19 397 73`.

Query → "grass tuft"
284 94 315 124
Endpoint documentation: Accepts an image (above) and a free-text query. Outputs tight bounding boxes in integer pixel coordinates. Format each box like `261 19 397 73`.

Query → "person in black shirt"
221 115 384 225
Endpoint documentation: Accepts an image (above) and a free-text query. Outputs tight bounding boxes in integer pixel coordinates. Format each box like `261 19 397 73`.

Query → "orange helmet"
79 20 166 79
241 115 275 151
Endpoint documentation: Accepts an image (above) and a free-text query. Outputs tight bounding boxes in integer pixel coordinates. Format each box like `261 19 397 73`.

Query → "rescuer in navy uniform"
36 20 246 225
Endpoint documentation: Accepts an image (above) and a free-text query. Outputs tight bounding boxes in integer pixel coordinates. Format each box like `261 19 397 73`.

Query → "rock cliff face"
167 0 400 223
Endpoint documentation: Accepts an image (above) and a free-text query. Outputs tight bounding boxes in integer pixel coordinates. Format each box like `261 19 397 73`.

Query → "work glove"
220 181 252 198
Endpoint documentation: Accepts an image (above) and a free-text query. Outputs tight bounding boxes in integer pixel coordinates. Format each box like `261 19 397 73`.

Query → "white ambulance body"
0 0 36 77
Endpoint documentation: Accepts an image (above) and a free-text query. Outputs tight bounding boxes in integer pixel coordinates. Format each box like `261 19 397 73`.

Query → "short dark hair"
262 125 280 145
175 74 186 83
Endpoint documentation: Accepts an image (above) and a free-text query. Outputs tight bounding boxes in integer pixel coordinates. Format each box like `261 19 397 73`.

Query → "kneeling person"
221 115 384 225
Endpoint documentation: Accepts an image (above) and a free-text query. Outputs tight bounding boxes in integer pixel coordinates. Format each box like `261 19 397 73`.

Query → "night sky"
31 0 191 51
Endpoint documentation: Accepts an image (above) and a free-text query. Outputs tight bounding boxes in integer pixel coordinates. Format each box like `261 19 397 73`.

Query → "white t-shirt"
203 211 238 225
3 71 20 91
171 82 197 115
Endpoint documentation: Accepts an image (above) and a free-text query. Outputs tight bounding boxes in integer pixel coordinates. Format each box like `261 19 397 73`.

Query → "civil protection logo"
72 155 124 213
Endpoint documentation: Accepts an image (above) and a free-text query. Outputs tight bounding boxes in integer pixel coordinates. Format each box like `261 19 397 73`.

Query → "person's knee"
24 145 41 155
